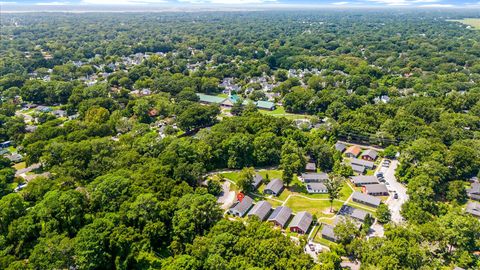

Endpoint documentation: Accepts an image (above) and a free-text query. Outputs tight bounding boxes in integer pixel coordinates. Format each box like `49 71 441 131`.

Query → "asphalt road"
381 160 408 223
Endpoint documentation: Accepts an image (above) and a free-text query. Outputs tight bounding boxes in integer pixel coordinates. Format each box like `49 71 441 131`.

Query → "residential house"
467 182 480 201
321 224 338 242
268 206 292 228
196 93 227 105
466 202 480 218
252 173 263 190
52 109 67 118
361 149 378 161
0 141 11 149
352 191 381 208
305 162 316 172
351 164 366 174
365 184 389 196
289 211 313 234
255 100 276 111
247 201 272 221
338 205 369 222
264 179 284 196
334 142 347 153
351 175 379 187
229 196 254 217
306 182 328 194
345 145 362 158
301 172 329 183
6 153 23 163
350 158 375 170
36 106 52 113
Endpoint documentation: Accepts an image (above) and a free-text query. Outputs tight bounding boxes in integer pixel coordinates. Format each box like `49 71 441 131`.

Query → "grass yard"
451 18 480 29
260 105 314 120
13 162 27 170
285 196 344 218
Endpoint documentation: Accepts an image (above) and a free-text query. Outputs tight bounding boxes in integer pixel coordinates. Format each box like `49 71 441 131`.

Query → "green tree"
237 167 255 193
376 204 391 224
325 176 342 213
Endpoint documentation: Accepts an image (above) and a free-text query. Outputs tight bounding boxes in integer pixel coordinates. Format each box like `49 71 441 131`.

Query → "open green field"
450 18 480 29
285 197 344 218
260 106 314 120
13 162 26 170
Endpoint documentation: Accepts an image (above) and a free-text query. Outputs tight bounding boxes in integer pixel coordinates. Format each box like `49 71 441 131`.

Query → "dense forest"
0 10 479 269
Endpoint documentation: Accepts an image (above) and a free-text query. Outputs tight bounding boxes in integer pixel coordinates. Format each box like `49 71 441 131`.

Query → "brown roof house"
345 145 362 158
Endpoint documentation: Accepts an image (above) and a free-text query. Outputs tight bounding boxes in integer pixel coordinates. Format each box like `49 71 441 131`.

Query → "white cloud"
36 1 70 5
365 0 443 6
332 1 350 5
80 0 166 5
419 4 454 7
178 0 277 4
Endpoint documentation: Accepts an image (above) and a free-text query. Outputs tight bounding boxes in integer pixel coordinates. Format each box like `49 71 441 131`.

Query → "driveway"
380 160 408 223
217 181 235 210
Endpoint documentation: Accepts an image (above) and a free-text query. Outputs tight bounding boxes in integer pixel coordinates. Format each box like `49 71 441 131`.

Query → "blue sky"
1 0 479 8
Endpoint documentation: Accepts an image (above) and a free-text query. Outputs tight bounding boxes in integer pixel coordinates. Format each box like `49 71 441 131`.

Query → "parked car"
376 172 384 177
394 192 398 199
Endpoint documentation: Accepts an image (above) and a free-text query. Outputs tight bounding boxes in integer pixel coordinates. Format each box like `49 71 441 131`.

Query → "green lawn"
13 162 26 170
450 18 480 29
285 196 344 218
260 106 314 120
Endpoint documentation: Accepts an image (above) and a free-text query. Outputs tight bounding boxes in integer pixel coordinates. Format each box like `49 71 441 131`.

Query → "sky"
1 0 479 9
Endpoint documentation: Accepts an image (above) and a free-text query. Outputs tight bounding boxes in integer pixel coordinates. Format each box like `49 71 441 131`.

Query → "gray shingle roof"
366 184 389 195
265 178 283 194
334 142 347 152
248 200 272 221
339 205 369 222
468 182 480 194
352 191 381 207
351 164 366 173
321 224 337 241
351 175 379 185
230 196 253 216
466 202 480 217
252 173 263 188
361 149 378 159
289 211 313 233
350 158 375 169
301 172 329 182
305 162 316 171
268 206 292 227
306 182 327 193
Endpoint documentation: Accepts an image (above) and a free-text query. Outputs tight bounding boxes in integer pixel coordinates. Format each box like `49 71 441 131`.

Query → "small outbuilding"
247 200 272 221
301 172 329 183
361 149 378 161
229 196 254 217
351 175 379 187
268 206 292 228
252 173 263 190
264 179 284 196
350 158 375 170
345 145 362 158
365 184 389 196
289 211 313 234
321 224 338 242
306 182 328 194
352 191 381 208
334 142 347 153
